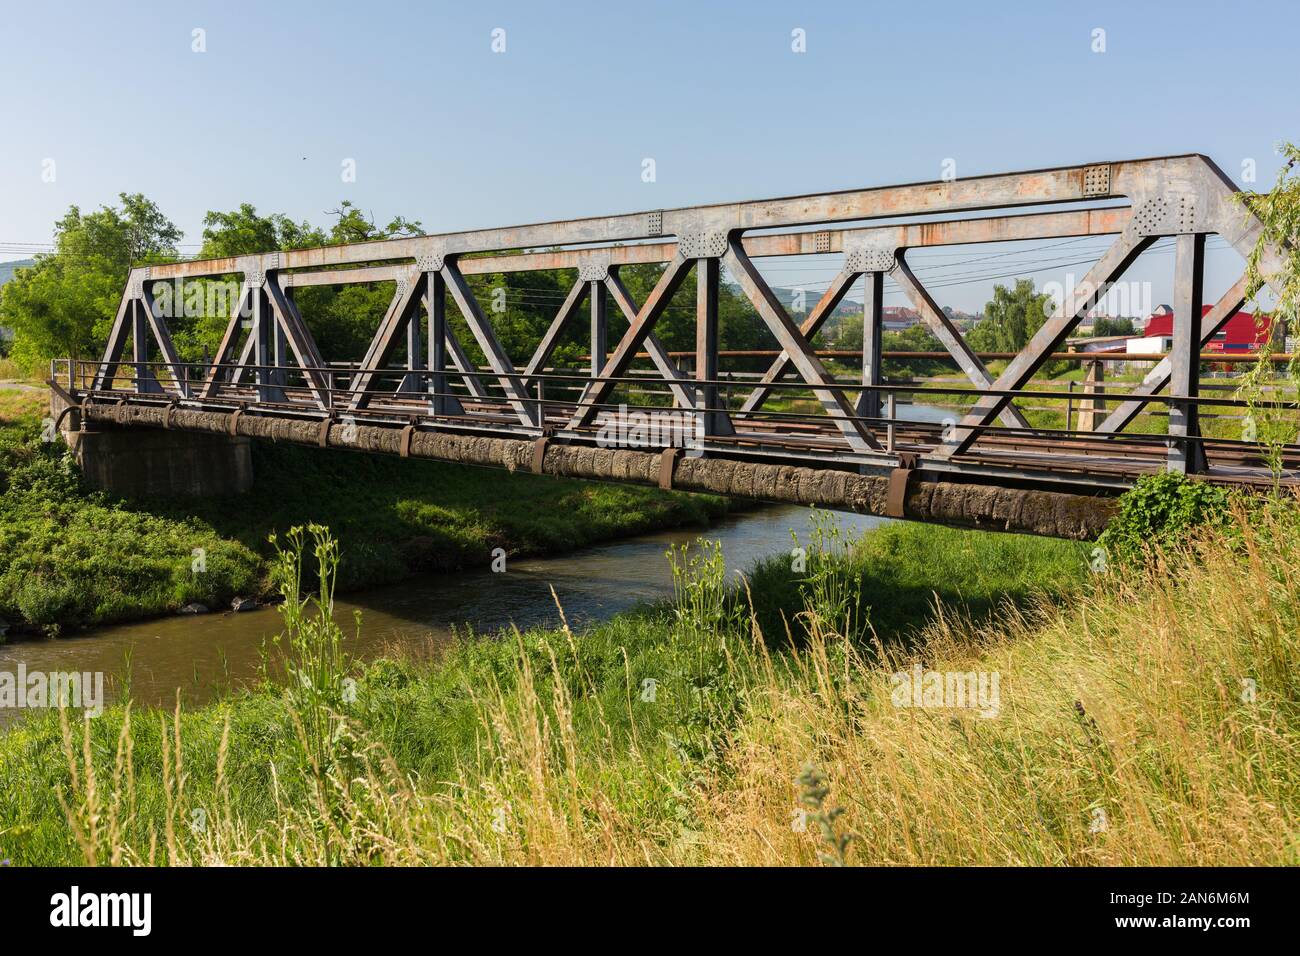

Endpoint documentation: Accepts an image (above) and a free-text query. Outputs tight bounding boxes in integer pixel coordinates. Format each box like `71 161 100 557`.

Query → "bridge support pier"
52 391 252 498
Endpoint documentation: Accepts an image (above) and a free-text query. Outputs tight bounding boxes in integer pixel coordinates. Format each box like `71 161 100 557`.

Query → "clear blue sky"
1 0 1297 313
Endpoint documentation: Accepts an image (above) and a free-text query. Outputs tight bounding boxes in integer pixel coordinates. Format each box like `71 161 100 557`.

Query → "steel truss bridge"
53 154 1300 537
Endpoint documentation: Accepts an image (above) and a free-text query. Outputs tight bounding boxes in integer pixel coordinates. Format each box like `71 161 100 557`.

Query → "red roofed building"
1142 304 1273 353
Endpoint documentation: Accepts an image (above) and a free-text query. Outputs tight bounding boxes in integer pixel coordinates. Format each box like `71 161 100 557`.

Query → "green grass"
0 390 732 631
0 514 1088 865
0 394 260 631
746 519 1087 644
151 439 732 591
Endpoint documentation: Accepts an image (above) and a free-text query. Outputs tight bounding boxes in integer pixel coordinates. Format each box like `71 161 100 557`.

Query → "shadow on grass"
136 440 734 591
744 519 1090 649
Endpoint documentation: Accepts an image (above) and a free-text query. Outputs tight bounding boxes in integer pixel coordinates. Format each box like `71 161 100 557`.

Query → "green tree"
882 323 948 378
199 204 324 258
1092 317 1136 337
190 201 425 362
323 201 422 244
1234 142 1300 483
966 279 1055 354
0 194 180 368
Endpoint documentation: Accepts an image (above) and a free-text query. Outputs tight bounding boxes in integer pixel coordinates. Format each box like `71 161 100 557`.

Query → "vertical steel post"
695 257 720 439
427 271 448 416
272 314 288 389
590 280 607 378
131 299 148 393
886 391 896 453
1168 233 1207 474
402 302 423 394
856 271 884 421
252 287 284 403
252 287 268 401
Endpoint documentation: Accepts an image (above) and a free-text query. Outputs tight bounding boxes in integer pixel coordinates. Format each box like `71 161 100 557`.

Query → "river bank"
0 503 1086 719
0 389 732 635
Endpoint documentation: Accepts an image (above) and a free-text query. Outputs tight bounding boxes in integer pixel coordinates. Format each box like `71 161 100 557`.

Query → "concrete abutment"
51 390 253 497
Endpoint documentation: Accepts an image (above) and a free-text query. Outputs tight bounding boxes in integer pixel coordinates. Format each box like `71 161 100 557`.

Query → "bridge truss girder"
92 154 1291 484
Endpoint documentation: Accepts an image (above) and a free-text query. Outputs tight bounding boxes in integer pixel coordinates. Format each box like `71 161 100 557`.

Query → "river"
0 404 956 725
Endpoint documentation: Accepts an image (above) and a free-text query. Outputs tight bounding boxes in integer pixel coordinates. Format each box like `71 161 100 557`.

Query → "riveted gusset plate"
415 243 446 273
677 231 728 258
127 270 147 298
846 248 896 273
1083 164 1111 197
239 256 267 289
577 255 610 282
1133 194 1203 236
843 236 897 273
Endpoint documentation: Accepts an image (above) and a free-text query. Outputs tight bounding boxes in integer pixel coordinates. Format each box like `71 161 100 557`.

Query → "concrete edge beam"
78 402 1117 540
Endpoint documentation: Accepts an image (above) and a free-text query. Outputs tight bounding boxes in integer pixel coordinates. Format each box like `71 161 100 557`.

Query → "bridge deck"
70 377 1300 496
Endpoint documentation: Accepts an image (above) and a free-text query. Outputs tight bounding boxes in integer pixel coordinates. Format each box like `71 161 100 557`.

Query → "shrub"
1096 472 1235 568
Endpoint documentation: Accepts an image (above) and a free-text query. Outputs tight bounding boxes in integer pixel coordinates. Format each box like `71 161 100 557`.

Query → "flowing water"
0 404 957 726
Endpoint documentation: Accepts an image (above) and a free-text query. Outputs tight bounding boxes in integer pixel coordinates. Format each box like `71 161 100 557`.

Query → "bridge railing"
53 345 1300 494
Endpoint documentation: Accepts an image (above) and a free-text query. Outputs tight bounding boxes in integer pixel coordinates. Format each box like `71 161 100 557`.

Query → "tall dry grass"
51 506 1299 866
698 505 1299 865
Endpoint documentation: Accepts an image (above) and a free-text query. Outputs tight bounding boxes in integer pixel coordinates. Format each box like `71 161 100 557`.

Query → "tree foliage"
1096 472 1234 568
1237 143 1300 341
1092 317 1135 338
966 279 1055 353
0 194 181 366
1233 142 1300 483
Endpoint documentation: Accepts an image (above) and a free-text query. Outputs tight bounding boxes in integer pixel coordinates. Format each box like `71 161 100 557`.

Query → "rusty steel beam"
567 255 694 430
347 272 426 411
736 268 861 415
440 261 538 427
1166 233 1208 474
602 269 696 409
270 206 1132 288
936 230 1156 458
892 255 1033 432
80 401 1119 540
147 160 1161 284
522 278 589 390
134 157 1207 285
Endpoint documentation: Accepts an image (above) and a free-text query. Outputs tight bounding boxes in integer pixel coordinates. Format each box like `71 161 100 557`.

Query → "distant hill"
0 259 34 287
